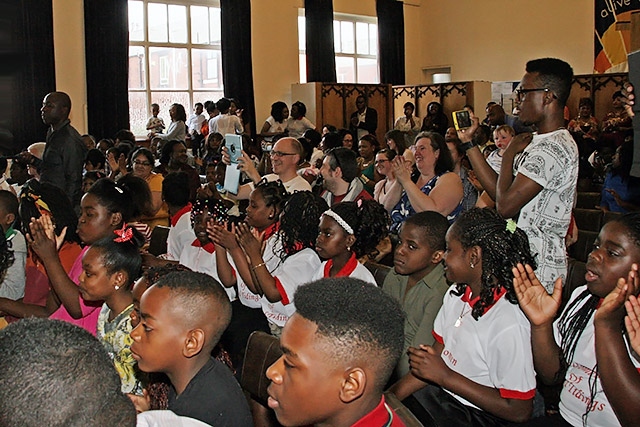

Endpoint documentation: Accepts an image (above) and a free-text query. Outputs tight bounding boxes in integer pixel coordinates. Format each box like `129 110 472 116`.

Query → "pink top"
49 246 103 335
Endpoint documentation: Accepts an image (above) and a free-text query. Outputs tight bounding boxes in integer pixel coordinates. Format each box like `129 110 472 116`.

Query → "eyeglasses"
514 87 555 102
375 159 389 165
133 160 151 167
270 151 297 158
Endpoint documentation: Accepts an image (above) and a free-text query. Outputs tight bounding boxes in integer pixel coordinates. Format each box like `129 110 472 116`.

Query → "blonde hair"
493 125 515 138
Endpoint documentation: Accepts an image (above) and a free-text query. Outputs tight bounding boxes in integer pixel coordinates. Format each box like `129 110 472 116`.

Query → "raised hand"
512 263 562 326
391 156 412 186
235 222 262 259
596 264 639 325
26 216 59 262
208 220 238 250
625 295 640 354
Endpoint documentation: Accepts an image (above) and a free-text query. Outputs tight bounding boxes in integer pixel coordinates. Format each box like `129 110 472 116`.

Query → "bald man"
40 92 87 207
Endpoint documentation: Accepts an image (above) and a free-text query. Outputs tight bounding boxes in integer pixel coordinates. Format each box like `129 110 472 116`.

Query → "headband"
322 209 354 235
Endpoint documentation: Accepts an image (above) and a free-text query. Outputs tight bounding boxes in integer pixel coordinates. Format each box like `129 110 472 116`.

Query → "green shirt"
382 263 448 377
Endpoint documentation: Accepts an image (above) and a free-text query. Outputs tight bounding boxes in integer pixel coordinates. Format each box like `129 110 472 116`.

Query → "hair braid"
451 208 537 319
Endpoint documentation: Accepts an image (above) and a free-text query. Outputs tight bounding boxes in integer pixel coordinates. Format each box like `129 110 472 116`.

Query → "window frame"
128 0 224 136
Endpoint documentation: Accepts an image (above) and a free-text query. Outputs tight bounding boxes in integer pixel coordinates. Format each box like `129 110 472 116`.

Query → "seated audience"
0 318 136 426
383 211 449 378
601 90 633 148
320 147 373 206
357 134 380 195
374 148 404 213
420 101 448 136
312 200 388 282
266 277 405 427
287 101 315 138
599 139 640 212
130 270 253 426
390 208 538 425
261 101 289 142
84 148 106 174
513 212 640 427
0 191 23 302
157 140 200 202
567 97 599 157
130 147 169 229
386 129 415 165
445 133 478 212
117 175 155 244
394 101 421 143
234 191 326 335
81 226 144 394
390 131 463 233
0 180 82 324
82 170 106 194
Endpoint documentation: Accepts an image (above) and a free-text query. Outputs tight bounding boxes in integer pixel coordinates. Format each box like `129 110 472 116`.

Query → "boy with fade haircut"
162 171 194 261
383 211 450 378
0 318 136 427
130 270 252 426
266 277 406 427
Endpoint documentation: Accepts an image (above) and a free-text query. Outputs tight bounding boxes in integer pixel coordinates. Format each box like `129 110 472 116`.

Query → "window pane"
299 53 307 84
333 21 341 53
194 91 224 105
148 3 168 43
129 91 149 136
356 22 369 55
357 58 378 84
149 47 188 90
128 1 144 41
340 21 354 54
191 6 209 44
369 24 378 55
209 8 221 43
168 5 187 43
192 49 222 89
336 56 355 83
298 16 305 51
128 46 146 89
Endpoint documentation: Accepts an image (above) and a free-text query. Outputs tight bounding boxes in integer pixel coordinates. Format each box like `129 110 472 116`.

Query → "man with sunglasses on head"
224 137 312 200
458 58 578 293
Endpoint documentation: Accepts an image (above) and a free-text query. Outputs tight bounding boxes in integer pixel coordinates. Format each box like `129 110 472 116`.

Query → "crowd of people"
0 57 638 427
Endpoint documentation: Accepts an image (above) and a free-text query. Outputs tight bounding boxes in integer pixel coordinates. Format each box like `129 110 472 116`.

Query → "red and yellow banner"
594 0 640 73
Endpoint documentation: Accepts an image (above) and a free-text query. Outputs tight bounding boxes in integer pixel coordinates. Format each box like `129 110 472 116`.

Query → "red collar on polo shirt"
191 239 215 254
263 222 280 241
323 252 358 278
461 285 507 315
171 203 192 227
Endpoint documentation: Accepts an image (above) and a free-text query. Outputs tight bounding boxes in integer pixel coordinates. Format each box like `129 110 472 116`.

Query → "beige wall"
51 0 597 134
413 0 594 83
52 0 88 134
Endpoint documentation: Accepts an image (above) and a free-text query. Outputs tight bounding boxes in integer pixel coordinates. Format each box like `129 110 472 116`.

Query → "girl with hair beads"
391 207 538 425
27 178 135 334
235 190 327 335
79 224 144 393
514 212 640 427
209 179 289 371
312 199 388 283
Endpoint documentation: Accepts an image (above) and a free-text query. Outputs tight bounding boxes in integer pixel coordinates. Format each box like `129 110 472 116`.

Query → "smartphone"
225 134 243 164
452 110 472 130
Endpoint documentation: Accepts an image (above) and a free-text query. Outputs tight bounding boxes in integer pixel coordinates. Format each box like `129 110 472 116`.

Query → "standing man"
40 91 87 208
349 95 377 140
458 58 578 292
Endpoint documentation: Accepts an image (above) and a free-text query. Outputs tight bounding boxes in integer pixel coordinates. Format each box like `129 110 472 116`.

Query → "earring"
470 262 475 269
347 246 351 252
115 285 120 290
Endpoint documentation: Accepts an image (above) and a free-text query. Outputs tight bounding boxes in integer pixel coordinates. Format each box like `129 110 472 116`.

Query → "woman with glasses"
130 147 168 230
373 148 403 213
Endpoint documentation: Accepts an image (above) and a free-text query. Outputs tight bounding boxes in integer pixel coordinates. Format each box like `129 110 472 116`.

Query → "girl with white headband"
312 199 389 283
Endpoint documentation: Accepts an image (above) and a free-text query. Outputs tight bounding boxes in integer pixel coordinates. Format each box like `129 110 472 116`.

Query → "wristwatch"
460 140 476 152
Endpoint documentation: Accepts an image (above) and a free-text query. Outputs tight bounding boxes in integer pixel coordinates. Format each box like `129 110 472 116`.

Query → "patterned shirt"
97 303 141 394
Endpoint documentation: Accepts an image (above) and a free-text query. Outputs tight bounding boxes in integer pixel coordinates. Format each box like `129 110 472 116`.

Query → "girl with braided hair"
391 207 538 425
312 199 388 283
514 212 640 427
234 190 327 336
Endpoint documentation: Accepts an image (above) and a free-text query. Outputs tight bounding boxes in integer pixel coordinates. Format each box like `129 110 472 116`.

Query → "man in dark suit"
350 95 377 140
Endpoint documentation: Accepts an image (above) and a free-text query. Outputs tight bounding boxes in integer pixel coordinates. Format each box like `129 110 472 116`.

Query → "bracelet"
252 262 266 271
460 141 476 152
